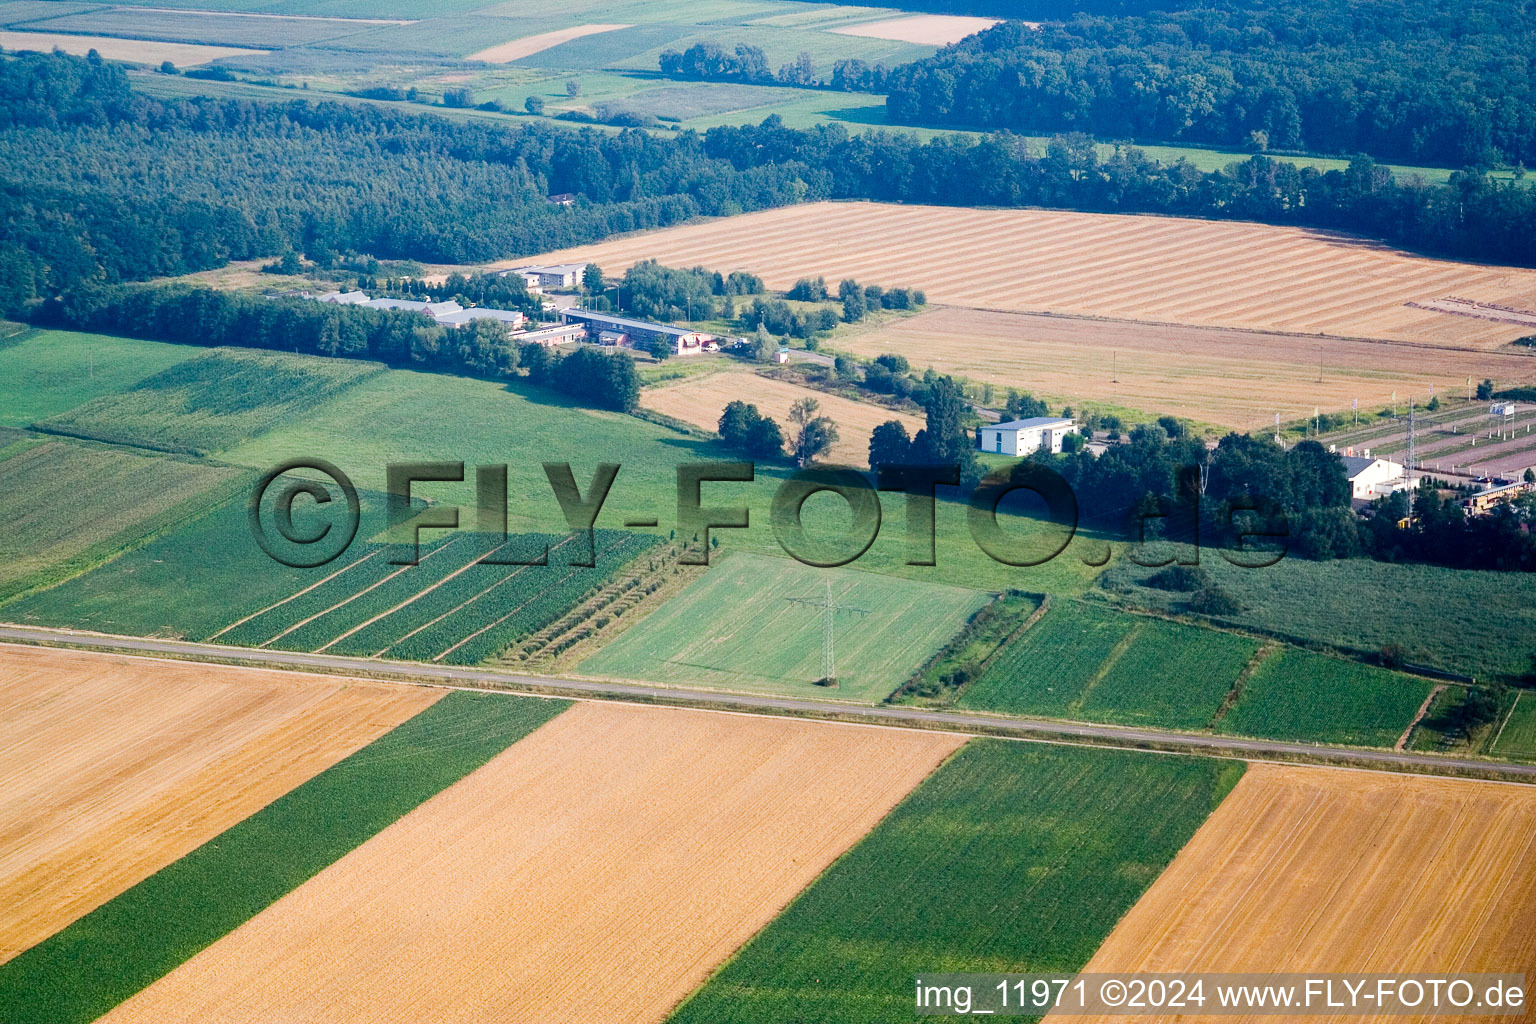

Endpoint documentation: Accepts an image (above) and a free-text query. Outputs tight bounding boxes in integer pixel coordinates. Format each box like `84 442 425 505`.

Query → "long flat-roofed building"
559 308 717 355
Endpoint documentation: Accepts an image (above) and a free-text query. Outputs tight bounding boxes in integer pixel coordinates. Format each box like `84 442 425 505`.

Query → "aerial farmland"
2 0 1536 1020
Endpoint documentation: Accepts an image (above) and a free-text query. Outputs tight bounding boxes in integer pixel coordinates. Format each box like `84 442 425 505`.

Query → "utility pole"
786 579 868 686
1112 350 1118 383
1406 399 1416 521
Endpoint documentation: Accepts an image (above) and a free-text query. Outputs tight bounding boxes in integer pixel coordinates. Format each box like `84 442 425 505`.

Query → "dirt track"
519 202 1536 349
0 646 437 962
99 702 963 1024
1057 763 1536 1023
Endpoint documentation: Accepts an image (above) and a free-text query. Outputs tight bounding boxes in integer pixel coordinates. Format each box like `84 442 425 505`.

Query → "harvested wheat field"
467 24 631 62
829 14 1000 44
641 369 923 462
844 307 1536 428
101 702 963 1024
0 31 263 66
517 202 1536 347
0 645 437 962
1056 763 1536 1024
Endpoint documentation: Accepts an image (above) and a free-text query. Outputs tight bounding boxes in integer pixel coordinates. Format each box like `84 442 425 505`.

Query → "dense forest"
886 0 1536 168
4 50 1536 315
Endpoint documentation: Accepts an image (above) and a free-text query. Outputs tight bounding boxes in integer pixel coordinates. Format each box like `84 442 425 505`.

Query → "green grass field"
15 7 371 46
0 440 244 603
0 330 198 427
1217 648 1434 748
1079 617 1258 730
1102 552 1536 683
579 552 992 700
667 741 1243 1024
890 590 1042 705
37 348 384 456
0 691 569 1024
1492 692 1536 760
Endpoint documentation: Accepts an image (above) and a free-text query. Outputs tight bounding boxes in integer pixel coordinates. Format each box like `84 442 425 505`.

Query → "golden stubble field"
519 202 1536 348
0 645 438 962
641 368 924 462
841 307 1536 429
0 31 264 66
100 702 965 1024
1057 763 1536 1024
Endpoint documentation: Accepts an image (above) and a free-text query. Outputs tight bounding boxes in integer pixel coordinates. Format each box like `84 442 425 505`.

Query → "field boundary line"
316 541 505 654
1397 683 1448 751
1208 642 1275 729
206 549 380 641
371 536 577 658
1070 618 1143 714
258 537 462 649
1491 690 1523 753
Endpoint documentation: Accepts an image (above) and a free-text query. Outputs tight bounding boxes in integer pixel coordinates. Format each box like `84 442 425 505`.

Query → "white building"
1340 454 1404 499
314 290 370 305
434 307 526 330
559 308 718 355
514 263 588 290
364 297 464 317
514 323 586 347
977 417 1076 456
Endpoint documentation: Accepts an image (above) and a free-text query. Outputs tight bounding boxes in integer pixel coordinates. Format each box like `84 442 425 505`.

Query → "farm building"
366 298 464 317
515 263 588 289
547 192 577 206
513 323 586 346
560 308 718 355
315 290 370 305
977 417 1076 456
1339 454 1404 499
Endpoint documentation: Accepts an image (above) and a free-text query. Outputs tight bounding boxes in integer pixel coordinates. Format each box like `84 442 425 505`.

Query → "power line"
785 578 868 686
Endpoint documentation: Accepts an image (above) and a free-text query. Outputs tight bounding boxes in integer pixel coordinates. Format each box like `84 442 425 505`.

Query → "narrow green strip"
667 741 1244 1024
0 689 569 1024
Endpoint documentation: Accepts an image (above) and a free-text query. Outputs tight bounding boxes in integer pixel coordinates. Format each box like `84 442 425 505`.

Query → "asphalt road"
4 623 1533 781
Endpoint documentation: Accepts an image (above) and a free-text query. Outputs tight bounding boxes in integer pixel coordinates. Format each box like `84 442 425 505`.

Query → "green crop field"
0 691 569 1024
667 741 1243 1024
215 528 656 664
958 602 1257 730
37 348 384 456
1079 618 1258 730
958 602 1136 718
578 552 992 701
0 330 198 427
595 83 804 122
1492 692 1536 760
0 440 243 603
609 24 935 73
1217 648 1434 748
1102 552 1536 683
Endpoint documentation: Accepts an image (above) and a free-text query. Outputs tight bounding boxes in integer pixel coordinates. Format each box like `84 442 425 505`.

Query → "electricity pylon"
786 578 868 686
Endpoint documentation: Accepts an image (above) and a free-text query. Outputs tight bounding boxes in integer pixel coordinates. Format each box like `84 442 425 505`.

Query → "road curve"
3 622 1533 781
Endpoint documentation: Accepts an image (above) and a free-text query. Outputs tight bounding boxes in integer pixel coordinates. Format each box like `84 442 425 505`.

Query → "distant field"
1 689 564 1024
99 703 961 1024
608 23 936 73
509 23 697 70
828 13 997 45
639 369 923 464
468 23 630 62
1102 553 1536 682
669 741 1242 1024
0 440 241 602
579 552 992 701
521 202 1536 349
1070 764 1536 1024
957 602 1250 730
841 306 1536 429
13 8 373 47
1492 692 1536 759
0 331 196 427
37 349 384 455
594 82 803 121
0 645 437 964
0 29 263 63
1217 648 1433 748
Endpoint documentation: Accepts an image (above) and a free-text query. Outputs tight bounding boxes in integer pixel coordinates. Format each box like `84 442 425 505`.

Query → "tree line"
885 0 1536 168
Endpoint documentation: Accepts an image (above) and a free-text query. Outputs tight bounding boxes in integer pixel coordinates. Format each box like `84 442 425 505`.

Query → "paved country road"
3 622 1533 782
